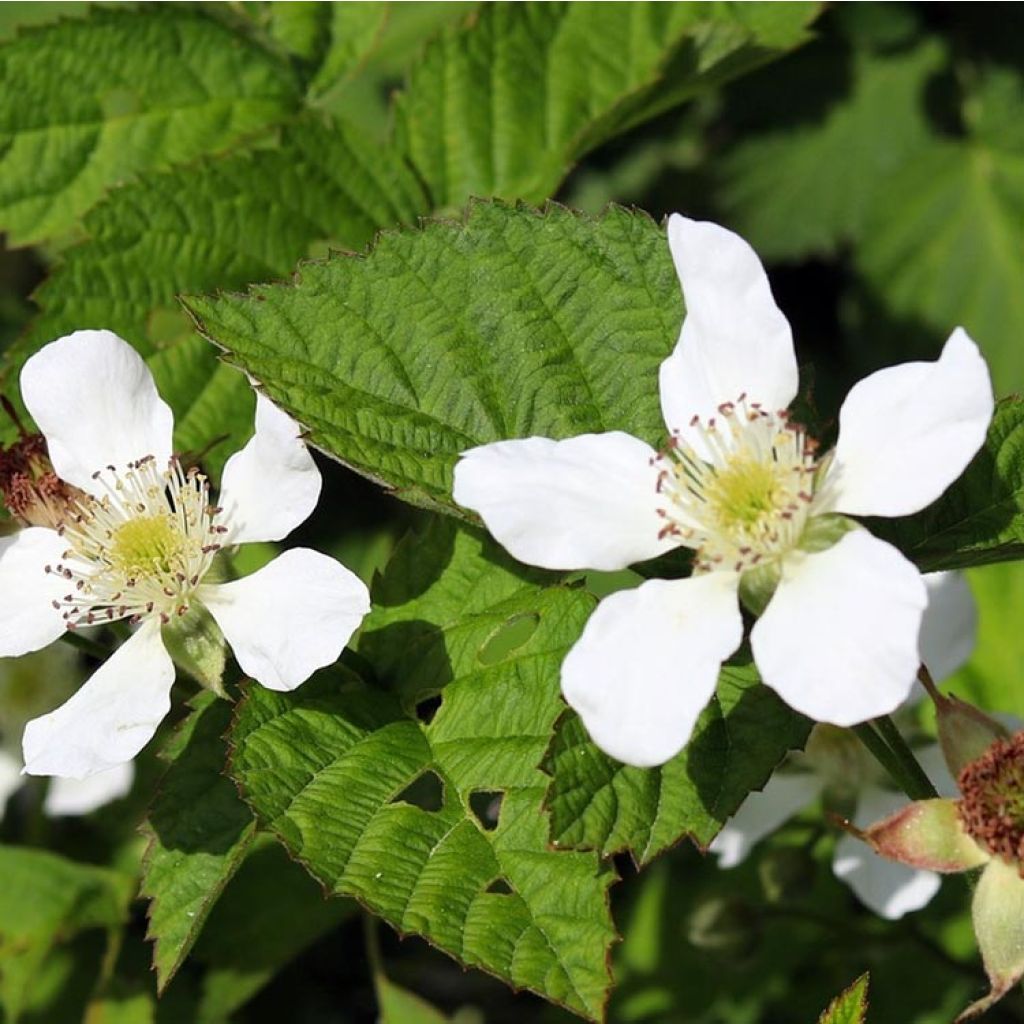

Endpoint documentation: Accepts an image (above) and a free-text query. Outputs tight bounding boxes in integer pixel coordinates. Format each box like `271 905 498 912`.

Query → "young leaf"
186 203 679 515
229 522 616 1020
0 7 299 246
544 662 810 863
818 973 870 1024
0 846 133 1022
394 2 821 207
140 692 258 993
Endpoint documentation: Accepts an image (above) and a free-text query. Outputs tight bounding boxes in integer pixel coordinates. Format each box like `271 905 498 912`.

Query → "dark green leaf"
140 693 257 992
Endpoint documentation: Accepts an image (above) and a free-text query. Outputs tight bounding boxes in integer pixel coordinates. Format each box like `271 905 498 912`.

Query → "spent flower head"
454 216 994 767
858 714 1024 1021
0 330 371 780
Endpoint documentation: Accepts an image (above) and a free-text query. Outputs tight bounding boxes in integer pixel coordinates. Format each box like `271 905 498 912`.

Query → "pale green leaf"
818 973 869 1024
310 2 389 95
855 138 1024 392
394 1 820 207
140 693 257 992
544 662 810 863
186 203 679 516
229 520 616 1020
716 38 945 259
0 845 133 1022
0 7 300 246
377 975 452 1024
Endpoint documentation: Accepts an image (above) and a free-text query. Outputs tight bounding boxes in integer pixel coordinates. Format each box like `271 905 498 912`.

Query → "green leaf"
874 397 1024 571
377 975 452 1024
310 2 390 95
394 1 820 208
2 111 428 473
0 845 133 1022
544 662 810 864
854 132 1024 392
0 7 300 246
192 839 354 1023
229 520 616 1020
140 693 257 993
715 37 945 260
186 202 679 515
818 973 869 1024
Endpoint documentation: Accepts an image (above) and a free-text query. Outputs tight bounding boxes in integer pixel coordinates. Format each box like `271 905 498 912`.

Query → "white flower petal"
0 749 23 818
0 528 71 657
710 771 823 868
22 621 174 779
218 392 322 545
832 785 941 919
920 571 977 684
43 760 134 816
752 530 927 725
659 216 798 455
561 572 743 768
20 330 173 497
824 328 993 517
453 433 675 571
200 548 370 692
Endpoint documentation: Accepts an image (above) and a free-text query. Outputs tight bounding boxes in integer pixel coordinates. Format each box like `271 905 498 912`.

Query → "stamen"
654 396 818 573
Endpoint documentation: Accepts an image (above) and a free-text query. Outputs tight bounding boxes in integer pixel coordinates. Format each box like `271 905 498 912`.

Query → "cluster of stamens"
0 424 79 531
44 456 227 629
653 395 818 573
958 731 1024 872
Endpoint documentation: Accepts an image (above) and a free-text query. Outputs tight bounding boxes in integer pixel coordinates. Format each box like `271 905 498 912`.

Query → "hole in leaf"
415 694 442 724
477 613 540 666
391 771 444 812
485 877 513 895
469 790 503 831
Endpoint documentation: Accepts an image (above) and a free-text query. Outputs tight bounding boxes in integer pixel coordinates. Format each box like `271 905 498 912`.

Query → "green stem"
873 714 938 800
853 721 907 793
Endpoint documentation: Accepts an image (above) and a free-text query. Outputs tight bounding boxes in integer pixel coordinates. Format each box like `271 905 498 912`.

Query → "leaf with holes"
141 692 257 992
186 202 680 515
544 658 810 864
0 7 300 247
394 1 821 208
229 521 616 1020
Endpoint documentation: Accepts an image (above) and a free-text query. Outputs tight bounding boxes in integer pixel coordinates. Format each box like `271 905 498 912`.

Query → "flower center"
45 456 227 628
654 396 818 573
958 731 1024 871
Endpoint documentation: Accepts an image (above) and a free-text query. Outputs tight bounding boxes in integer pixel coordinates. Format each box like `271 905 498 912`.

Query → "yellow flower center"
109 514 187 579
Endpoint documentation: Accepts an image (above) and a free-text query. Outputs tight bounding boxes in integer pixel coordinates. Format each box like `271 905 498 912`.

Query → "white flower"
0 330 371 779
0 749 134 817
453 216 994 768
711 572 974 919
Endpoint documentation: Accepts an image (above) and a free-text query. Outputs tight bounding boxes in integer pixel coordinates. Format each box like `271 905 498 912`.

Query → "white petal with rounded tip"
0 749 22 818
710 771 823 868
561 572 743 768
752 530 927 725
20 330 173 497
0 528 72 657
833 785 941 919
199 548 370 692
660 215 798 457
218 393 322 545
22 621 174 780
822 328 993 518
920 571 977 684
43 760 134 816
453 433 675 571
